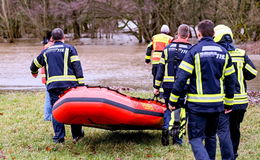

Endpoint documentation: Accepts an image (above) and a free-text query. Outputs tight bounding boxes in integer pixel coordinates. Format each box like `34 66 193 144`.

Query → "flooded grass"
0 91 259 160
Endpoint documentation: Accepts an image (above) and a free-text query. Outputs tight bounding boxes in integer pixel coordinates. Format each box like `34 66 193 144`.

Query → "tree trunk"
0 0 14 42
72 11 80 39
73 21 80 39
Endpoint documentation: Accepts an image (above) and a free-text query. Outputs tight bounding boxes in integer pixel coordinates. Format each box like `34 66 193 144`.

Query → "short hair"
178 24 190 38
51 28 64 41
197 20 215 37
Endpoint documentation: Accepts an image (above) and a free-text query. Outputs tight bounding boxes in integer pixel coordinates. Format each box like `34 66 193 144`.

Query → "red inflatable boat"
53 86 166 130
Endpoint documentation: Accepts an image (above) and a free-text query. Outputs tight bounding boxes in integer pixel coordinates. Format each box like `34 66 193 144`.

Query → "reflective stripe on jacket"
30 41 85 90
154 40 192 89
228 48 257 106
169 37 236 113
145 33 173 64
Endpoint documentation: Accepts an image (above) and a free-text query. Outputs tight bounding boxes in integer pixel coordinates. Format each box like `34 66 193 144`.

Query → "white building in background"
118 19 139 32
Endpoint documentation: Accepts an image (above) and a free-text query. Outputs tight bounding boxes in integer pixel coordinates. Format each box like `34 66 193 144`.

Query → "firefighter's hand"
153 88 159 95
224 105 232 114
168 105 176 111
224 109 232 114
31 73 38 78
145 59 151 64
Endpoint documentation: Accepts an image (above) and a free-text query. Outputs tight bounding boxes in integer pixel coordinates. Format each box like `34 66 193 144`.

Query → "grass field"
0 91 259 160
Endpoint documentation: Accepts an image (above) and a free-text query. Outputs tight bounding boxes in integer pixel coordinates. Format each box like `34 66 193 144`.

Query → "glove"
145 59 151 64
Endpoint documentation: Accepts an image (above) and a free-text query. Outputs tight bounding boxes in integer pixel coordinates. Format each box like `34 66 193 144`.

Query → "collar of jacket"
199 37 214 42
54 41 64 45
173 38 190 44
218 41 236 51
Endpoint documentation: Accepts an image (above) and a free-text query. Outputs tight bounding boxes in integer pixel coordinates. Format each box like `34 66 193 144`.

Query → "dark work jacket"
154 40 192 89
219 41 258 110
169 37 236 113
30 41 85 91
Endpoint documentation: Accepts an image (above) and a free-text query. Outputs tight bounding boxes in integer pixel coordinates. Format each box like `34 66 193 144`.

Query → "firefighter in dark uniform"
145 24 173 86
30 28 85 143
204 25 235 160
169 20 236 159
206 24 257 160
153 24 192 146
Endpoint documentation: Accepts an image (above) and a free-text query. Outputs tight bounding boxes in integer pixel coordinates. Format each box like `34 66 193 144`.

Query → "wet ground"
0 39 259 91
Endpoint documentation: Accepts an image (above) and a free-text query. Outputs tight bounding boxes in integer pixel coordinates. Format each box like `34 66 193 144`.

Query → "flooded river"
0 40 259 91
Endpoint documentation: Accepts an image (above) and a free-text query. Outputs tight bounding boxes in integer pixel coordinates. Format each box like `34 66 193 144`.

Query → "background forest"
0 0 259 43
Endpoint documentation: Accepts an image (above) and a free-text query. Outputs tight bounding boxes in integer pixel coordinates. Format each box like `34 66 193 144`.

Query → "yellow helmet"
214 25 233 42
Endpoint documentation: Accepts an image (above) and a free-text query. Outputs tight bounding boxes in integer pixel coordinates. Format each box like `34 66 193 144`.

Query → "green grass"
0 91 259 160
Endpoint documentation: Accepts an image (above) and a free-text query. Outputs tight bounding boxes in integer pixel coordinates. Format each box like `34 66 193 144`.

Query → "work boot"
161 129 169 146
53 138 65 144
171 124 180 145
73 130 84 144
233 153 238 160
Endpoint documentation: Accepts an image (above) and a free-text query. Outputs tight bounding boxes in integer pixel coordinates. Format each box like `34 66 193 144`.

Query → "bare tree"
0 0 14 42
18 0 53 38
0 0 259 42
50 0 89 39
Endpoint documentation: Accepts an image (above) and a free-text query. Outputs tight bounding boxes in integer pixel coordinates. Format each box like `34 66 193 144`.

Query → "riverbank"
0 91 259 159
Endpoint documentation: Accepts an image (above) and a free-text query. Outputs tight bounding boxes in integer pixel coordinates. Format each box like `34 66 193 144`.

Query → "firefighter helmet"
214 25 233 42
161 24 170 34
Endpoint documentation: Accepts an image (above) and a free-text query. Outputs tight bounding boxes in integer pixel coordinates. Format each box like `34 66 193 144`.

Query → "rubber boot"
161 129 169 146
171 122 180 145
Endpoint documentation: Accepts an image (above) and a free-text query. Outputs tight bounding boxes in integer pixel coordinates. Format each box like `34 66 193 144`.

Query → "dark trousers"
229 110 246 159
205 112 234 160
49 88 83 142
188 110 220 160
152 64 158 86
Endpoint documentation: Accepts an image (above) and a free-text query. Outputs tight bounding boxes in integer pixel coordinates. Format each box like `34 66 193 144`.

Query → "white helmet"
214 24 233 42
161 24 170 34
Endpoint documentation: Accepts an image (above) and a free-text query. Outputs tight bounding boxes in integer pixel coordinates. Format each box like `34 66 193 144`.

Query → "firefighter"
30 28 85 143
145 24 173 86
209 24 257 160
40 31 54 121
204 25 235 160
169 20 236 159
153 24 192 146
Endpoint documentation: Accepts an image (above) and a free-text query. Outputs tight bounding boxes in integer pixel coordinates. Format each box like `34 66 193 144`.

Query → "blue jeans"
188 110 220 160
205 112 234 160
44 89 52 121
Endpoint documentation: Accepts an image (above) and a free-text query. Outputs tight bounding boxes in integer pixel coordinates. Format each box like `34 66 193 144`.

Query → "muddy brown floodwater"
0 41 259 91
